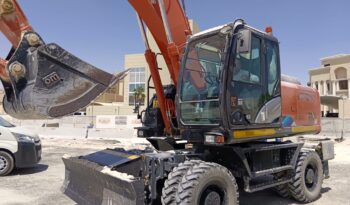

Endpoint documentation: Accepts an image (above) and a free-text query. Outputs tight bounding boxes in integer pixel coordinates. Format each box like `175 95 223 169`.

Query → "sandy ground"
0 137 349 205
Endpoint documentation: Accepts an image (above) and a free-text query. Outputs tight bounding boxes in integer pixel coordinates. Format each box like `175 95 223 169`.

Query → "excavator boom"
129 0 191 132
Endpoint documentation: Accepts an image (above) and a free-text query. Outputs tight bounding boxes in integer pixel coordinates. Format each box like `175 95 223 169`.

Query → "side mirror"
237 30 251 53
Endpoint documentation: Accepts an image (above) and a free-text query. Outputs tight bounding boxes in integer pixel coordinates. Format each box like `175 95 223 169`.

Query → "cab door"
227 32 265 126
254 39 282 124
227 30 281 129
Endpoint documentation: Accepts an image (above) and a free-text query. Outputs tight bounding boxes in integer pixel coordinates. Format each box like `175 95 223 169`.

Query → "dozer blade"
62 149 145 205
1 31 128 119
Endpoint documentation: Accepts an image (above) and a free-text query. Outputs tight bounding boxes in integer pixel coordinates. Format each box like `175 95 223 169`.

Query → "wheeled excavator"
0 0 334 204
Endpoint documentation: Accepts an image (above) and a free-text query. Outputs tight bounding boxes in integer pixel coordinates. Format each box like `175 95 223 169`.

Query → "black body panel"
14 141 41 168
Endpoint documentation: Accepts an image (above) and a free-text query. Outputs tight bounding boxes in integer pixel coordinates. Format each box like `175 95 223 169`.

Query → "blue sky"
1 0 350 84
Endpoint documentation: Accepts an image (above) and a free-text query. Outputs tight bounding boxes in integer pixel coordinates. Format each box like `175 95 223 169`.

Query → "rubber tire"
272 172 290 198
0 151 15 176
176 161 239 205
162 160 201 205
288 151 323 202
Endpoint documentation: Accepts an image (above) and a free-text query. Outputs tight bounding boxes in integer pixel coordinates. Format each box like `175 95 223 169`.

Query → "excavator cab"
1 31 128 119
178 21 285 142
178 21 320 143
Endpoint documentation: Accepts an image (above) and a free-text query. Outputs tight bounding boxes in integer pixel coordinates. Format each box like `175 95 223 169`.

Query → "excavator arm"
0 0 128 119
0 0 32 81
129 0 191 133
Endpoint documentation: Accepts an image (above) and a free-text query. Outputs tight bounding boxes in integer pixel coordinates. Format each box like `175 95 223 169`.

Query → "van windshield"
0 117 15 127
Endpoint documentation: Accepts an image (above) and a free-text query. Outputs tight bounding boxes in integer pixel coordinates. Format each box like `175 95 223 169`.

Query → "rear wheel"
0 151 15 176
161 160 200 205
288 151 323 202
176 162 238 205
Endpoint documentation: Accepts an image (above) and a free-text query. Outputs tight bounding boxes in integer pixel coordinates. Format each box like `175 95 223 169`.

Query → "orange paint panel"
0 0 32 47
0 0 33 81
281 81 321 129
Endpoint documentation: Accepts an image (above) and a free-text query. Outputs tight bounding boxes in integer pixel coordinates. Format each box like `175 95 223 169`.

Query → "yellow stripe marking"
128 155 139 160
291 125 318 133
233 128 276 139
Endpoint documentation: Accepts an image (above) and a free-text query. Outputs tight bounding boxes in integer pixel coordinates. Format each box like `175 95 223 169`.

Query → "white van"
0 116 42 176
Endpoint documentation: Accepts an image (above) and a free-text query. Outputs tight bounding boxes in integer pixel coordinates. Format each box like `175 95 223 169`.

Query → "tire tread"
176 161 239 205
288 150 323 202
161 160 200 205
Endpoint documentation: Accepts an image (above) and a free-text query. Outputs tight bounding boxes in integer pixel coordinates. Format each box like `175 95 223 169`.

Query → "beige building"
95 80 124 103
86 20 200 116
309 54 350 118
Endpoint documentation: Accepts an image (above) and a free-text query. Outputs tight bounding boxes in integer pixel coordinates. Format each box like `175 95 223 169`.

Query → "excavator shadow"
239 186 331 205
10 164 49 175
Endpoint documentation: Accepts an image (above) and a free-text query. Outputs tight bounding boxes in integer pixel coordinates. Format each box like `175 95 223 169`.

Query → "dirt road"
0 138 349 205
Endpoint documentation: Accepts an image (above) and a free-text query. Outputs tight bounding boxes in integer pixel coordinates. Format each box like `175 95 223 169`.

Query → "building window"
128 67 145 105
339 80 348 90
315 82 318 90
327 81 330 93
335 67 347 79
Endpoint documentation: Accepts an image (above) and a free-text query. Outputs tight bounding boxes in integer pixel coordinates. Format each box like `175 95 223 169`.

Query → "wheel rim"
304 162 318 191
0 156 7 171
200 184 225 205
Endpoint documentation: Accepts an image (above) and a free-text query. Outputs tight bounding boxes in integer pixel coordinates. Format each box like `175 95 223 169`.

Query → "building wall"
86 104 134 116
309 54 350 117
338 99 350 119
95 80 124 103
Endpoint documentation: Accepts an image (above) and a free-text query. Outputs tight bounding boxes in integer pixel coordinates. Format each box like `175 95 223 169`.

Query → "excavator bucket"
62 149 145 205
1 31 128 119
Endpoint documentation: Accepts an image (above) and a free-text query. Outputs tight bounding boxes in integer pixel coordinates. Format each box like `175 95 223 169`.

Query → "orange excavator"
0 0 334 204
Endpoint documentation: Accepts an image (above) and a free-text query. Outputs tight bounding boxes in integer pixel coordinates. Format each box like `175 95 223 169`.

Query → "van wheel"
176 162 239 205
0 151 15 176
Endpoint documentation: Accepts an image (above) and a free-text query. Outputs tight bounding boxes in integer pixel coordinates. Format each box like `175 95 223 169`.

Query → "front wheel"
161 160 201 205
176 162 239 205
288 151 323 202
0 151 15 176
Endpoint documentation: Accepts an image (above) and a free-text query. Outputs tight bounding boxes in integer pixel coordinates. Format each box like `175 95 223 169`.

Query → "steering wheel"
204 74 217 85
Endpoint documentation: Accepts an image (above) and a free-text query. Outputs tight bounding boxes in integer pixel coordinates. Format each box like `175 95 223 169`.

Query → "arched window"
335 67 347 79
335 67 348 90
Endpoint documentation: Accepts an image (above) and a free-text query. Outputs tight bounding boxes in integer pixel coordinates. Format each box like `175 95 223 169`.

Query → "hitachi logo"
43 72 61 87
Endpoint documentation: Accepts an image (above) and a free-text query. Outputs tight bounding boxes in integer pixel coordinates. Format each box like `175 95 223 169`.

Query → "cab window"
233 36 261 84
266 40 279 96
229 34 264 123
